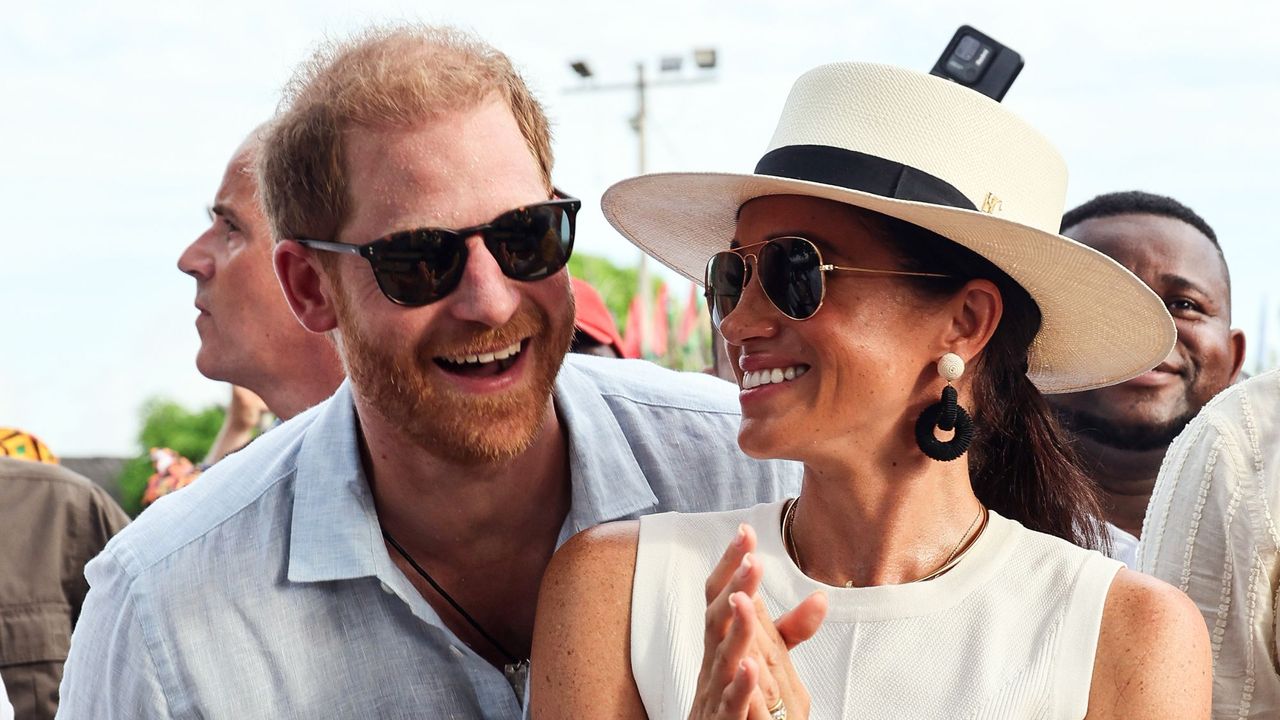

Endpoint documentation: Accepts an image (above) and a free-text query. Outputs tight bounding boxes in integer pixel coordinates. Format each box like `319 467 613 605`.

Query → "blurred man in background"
177 126 345 421
142 128 349 507
0 431 128 719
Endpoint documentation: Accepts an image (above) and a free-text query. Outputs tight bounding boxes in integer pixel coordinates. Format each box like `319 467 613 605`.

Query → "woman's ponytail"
969 331 1110 552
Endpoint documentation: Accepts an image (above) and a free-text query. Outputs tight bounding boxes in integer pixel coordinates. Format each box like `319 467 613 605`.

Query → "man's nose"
443 235 521 327
178 230 216 280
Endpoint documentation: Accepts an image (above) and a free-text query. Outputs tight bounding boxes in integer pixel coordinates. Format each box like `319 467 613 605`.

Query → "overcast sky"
3 0 1277 455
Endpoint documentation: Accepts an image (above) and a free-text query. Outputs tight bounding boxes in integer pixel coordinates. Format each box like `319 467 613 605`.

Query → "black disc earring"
915 353 974 462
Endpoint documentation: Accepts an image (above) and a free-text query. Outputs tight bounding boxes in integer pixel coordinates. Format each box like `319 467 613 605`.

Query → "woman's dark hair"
874 212 1110 552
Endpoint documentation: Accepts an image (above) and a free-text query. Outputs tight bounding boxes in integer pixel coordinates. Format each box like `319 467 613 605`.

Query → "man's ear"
1227 328 1247 383
940 278 1003 365
274 240 339 333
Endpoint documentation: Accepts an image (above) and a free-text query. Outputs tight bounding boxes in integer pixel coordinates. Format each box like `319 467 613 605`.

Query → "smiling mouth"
434 340 525 377
741 364 809 389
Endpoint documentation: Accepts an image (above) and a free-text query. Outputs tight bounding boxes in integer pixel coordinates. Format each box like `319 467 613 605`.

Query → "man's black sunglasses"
295 196 580 307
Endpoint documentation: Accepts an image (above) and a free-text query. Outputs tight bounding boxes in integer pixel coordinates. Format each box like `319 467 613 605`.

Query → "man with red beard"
57 26 799 719
1047 191 1245 565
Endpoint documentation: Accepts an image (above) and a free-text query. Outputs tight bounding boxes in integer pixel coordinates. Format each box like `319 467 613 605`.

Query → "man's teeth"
741 365 807 389
442 341 522 365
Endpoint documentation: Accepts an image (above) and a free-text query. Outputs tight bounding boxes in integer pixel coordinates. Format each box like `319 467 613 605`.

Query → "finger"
732 591 778 702
745 592 820 705
700 553 766 685
746 684 774 720
747 634 784 709
704 552 765 647
704 524 756 605
707 591 757 689
717 656 758 720
774 590 829 650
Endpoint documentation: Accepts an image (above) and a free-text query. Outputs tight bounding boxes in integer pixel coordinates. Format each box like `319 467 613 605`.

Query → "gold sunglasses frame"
707 236 955 324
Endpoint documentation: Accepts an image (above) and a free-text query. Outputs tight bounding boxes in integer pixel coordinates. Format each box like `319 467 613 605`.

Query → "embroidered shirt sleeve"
1138 383 1280 719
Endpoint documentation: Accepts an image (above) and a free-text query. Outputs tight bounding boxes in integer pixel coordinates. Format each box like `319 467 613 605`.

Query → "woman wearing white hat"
530 63 1210 719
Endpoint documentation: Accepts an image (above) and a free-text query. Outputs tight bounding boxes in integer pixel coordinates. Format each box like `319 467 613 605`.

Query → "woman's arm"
530 521 648 719
1086 569 1212 719
531 519 827 720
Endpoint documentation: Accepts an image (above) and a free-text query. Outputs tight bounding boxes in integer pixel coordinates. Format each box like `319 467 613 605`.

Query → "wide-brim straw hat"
601 62 1174 394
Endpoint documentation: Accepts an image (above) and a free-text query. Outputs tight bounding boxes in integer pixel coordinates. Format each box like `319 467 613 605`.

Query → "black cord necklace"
381 528 530 700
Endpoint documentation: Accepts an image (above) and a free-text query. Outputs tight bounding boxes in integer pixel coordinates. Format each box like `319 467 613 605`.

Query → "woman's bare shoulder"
545 520 641 586
531 520 646 718
1086 568 1211 719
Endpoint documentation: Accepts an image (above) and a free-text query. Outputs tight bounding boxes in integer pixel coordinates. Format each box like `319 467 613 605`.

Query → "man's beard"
1054 404 1199 452
333 281 574 465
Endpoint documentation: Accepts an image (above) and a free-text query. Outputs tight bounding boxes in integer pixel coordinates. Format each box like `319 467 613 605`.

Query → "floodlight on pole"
562 47 719 363
563 47 718 175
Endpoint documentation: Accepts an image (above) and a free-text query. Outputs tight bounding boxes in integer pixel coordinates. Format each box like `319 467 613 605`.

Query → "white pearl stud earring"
937 352 964 383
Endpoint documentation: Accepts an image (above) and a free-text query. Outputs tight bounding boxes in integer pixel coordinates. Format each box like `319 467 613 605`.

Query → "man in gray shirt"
57 24 798 718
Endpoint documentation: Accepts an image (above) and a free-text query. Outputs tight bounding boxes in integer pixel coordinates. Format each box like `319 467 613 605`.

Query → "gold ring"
767 697 787 720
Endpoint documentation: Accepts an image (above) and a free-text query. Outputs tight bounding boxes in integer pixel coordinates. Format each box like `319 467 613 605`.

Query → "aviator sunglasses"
705 236 955 328
295 195 580 306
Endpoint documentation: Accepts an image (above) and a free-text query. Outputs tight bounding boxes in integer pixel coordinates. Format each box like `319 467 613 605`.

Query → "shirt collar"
554 356 659 538
288 380 388 584
287 359 662 582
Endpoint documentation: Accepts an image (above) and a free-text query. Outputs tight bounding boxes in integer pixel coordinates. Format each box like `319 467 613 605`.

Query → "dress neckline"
752 499 1021 622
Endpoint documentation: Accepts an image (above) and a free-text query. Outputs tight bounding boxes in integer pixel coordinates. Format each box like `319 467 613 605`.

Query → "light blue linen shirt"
57 355 801 719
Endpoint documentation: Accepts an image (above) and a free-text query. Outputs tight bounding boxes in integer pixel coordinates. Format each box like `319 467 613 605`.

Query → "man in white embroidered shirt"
57 25 800 718
1140 370 1280 718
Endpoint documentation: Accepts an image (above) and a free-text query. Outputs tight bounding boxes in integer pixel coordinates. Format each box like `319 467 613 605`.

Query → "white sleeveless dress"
630 501 1122 719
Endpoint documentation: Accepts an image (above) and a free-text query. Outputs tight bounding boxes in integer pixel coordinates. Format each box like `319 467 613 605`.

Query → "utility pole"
566 48 717 178
566 49 718 361
635 62 646 173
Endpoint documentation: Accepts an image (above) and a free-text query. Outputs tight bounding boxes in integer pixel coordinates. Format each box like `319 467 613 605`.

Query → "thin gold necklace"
781 498 988 587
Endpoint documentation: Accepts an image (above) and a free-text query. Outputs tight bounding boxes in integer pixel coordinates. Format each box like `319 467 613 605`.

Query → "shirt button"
450 646 465 658
379 581 394 594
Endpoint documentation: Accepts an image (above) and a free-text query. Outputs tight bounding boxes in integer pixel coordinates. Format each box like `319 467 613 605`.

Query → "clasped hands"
689 524 829 720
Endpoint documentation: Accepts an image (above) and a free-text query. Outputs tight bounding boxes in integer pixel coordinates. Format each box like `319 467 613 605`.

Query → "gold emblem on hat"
980 192 1003 214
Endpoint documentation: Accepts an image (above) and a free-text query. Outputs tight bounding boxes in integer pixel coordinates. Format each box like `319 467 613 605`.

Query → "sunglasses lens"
488 202 575 281
371 231 466 306
359 198 579 307
758 237 823 320
705 251 747 328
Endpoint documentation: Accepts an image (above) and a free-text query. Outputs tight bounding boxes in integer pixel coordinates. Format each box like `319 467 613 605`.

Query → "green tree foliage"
567 253 645 335
116 398 225 516
569 252 712 372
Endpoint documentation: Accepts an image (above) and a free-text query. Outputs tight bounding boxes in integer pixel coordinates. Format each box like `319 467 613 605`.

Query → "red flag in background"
650 282 669 358
677 283 701 344
621 293 643 359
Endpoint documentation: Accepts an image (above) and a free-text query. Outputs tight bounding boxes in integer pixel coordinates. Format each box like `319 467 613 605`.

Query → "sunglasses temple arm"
296 239 366 256
822 264 954 279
